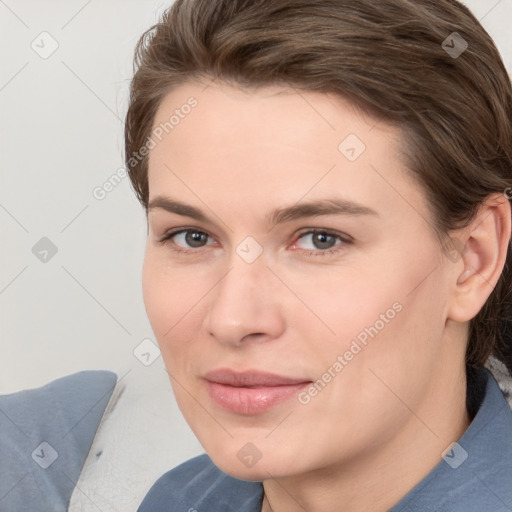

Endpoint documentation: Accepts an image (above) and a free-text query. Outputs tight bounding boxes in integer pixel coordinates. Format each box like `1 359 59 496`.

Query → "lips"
204 369 312 414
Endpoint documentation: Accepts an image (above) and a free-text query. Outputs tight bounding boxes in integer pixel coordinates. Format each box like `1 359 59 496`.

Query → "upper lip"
204 369 311 387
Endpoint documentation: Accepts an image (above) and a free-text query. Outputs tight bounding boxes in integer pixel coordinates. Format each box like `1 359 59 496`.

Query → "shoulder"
138 454 263 512
0 370 117 512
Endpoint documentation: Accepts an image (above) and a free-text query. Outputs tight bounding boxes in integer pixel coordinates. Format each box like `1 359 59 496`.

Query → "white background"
1 0 170 394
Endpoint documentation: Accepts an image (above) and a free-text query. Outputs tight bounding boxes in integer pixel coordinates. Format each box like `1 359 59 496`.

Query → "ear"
447 192 511 323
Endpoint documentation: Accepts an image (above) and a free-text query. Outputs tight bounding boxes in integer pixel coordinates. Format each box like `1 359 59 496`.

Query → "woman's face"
142 81 462 480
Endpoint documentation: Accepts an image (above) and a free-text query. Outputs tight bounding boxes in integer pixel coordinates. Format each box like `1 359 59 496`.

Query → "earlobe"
447 193 511 323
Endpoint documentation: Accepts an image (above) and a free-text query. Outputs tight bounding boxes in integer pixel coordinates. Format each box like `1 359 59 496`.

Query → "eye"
159 228 215 252
158 227 352 257
291 229 352 256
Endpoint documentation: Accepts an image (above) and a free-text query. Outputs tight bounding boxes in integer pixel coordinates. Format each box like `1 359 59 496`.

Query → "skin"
142 80 511 512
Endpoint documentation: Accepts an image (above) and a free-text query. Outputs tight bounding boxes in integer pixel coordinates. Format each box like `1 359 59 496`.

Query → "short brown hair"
124 0 512 385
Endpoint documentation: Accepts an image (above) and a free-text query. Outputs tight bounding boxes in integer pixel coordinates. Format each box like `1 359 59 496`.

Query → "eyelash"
157 228 353 258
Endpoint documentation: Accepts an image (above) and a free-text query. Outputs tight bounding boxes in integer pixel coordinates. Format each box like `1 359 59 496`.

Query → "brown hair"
124 0 512 392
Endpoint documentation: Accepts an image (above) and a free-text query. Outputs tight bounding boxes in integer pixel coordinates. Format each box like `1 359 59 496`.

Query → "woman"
125 0 512 510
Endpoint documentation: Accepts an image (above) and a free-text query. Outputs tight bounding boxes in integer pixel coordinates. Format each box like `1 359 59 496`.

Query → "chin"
201 435 306 482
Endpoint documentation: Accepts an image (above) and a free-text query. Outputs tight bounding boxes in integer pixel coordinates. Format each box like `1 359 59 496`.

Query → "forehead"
150 80 393 157
147 81 426 225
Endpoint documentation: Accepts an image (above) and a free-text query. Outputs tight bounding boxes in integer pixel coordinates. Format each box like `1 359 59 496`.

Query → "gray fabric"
0 370 117 512
137 367 512 512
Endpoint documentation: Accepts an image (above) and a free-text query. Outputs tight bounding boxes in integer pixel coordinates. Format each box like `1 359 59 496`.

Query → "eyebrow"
147 196 379 227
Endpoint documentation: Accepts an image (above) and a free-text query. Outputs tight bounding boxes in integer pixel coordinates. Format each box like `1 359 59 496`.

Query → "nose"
203 255 286 348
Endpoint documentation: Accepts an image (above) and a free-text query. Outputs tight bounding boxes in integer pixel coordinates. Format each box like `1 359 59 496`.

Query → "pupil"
186 231 207 247
314 233 334 249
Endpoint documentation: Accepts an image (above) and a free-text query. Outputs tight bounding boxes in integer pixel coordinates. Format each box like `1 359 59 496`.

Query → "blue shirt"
138 368 512 511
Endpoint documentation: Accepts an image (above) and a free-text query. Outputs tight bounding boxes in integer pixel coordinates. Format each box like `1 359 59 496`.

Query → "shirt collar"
390 367 512 511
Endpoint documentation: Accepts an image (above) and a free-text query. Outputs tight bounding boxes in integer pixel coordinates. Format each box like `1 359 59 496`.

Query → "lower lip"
206 381 310 414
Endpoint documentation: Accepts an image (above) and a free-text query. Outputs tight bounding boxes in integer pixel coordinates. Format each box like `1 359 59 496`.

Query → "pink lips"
204 369 311 414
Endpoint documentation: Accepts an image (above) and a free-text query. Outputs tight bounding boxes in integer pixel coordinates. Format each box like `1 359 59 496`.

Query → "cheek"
142 250 203 345
305 242 445 378
285 260 405 355
142 252 171 337
325 259 447 414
